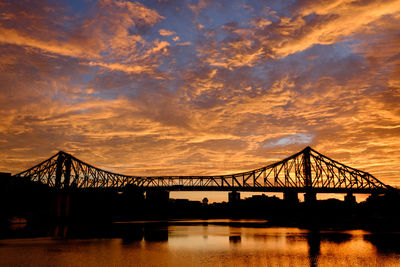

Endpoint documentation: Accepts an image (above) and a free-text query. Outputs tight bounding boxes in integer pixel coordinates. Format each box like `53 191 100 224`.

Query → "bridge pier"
344 193 356 204
53 192 71 221
283 191 299 204
146 190 170 203
228 191 240 204
304 191 317 203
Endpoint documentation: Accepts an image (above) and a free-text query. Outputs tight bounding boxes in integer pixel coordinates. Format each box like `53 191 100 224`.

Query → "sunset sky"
1 0 400 201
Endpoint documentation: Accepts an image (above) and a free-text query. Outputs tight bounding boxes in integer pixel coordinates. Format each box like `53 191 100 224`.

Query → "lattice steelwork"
13 147 390 193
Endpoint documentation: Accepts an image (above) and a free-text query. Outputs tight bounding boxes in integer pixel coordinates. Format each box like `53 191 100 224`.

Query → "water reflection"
118 225 143 244
364 233 400 254
307 232 320 267
144 227 168 242
319 232 352 243
229 235 241 243
0 220 400 266
53 224 68 239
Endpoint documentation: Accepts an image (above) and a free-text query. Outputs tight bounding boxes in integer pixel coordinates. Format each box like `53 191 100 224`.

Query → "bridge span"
13 146 393 196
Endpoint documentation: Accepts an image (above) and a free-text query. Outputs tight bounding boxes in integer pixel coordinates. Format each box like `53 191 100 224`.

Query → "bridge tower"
55 153 64 189
303 147 316 203
55 152 72 189
54 152 72 220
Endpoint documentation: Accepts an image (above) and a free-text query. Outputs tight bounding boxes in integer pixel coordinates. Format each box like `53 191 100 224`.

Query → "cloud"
0 0 166 74
177 41 191 46
262 134 314 148
159 29 176 36
271 0 400 57
188 0 210 15
193 0 400 69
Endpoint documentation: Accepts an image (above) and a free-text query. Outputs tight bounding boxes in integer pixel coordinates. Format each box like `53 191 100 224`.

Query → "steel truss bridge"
13 147 394 194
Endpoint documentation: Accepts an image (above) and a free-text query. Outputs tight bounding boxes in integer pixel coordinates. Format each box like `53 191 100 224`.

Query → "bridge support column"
283 191 299 204
228 191 240 204
146 190 170 203
304 191 317 203
145 190 169 218
344 193 356 204
54 192 71 221
303 147 316 205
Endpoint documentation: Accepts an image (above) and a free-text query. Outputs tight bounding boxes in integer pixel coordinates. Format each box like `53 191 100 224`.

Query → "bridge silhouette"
14 146 392 196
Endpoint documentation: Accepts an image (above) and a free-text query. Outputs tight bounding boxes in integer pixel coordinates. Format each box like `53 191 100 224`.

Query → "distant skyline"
1 0 400 201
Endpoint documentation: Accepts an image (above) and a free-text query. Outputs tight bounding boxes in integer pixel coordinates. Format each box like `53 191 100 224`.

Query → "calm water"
0 219 400 266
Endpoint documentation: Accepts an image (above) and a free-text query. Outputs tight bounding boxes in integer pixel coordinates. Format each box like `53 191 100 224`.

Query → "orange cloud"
0 27 98 58
0 0 166 75
272 0 400 57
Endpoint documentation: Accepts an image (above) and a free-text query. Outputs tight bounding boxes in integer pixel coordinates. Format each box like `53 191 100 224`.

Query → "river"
0 219 399 266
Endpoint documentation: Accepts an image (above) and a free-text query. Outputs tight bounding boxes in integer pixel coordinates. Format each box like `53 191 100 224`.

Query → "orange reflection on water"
0 220 399 266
